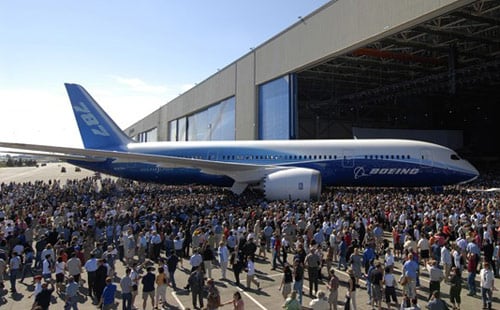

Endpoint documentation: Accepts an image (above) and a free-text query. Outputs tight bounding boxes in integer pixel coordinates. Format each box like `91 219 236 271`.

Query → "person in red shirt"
344 230 352 247
466 252 477 296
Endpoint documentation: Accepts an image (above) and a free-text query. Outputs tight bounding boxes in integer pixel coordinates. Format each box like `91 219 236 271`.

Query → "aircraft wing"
0 142 285 184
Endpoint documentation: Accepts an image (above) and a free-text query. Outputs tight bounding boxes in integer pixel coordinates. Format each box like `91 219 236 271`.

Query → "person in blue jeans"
64 276 79 310
466 252 478 296
120 268 133 310
9 252 21 294
479 261 495 310
365 259 375 305
338 239 348 271
293 259 304 305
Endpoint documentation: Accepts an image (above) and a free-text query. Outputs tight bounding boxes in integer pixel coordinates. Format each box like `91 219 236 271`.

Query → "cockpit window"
450 154 460 160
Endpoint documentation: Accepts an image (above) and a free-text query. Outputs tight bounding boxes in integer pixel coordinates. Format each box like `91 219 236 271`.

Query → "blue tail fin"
65 83 133 149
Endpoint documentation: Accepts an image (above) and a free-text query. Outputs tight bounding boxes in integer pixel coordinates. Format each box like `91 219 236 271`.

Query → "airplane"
0 84 479 201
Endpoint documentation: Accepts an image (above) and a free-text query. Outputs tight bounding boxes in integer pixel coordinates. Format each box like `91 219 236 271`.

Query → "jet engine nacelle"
262 168 322 201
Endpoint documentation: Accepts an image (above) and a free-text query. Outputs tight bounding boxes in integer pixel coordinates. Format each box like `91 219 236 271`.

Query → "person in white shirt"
451 244 463 273
456 235 467 252
40 244 55 265
417 235 430 266
84 254 98 300
383 266 398 309
479 261 495 310
174 234 184 268
384 248 395 272
440 244 452 281
308 290 329 310
246 256 260 290
189 249 203 272
218 241 230 280
54 256 66 293
129 264 140 309
42 254 53 281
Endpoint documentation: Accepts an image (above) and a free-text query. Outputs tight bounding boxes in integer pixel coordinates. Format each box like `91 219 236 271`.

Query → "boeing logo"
355 167 420 179
370 168 420 175
354 166 369 179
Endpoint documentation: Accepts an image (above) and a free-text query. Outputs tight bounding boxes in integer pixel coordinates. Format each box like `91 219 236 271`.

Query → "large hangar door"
258 74 298 140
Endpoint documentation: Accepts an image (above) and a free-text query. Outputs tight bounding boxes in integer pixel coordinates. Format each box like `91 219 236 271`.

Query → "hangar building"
126 0 500 163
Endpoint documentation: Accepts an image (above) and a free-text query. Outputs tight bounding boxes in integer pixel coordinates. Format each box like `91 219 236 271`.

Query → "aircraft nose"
463 160 479 182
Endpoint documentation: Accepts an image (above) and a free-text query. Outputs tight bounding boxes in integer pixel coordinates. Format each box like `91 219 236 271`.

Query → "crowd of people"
0 170 498 310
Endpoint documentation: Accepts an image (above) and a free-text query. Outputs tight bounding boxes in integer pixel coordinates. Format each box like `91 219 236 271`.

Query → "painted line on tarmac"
171 291 185 310
238 288 268 310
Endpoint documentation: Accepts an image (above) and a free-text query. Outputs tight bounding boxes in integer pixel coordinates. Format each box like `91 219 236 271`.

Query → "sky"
0 0 330 147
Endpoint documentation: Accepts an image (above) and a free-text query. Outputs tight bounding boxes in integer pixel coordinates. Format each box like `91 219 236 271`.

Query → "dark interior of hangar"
297 0 500 160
